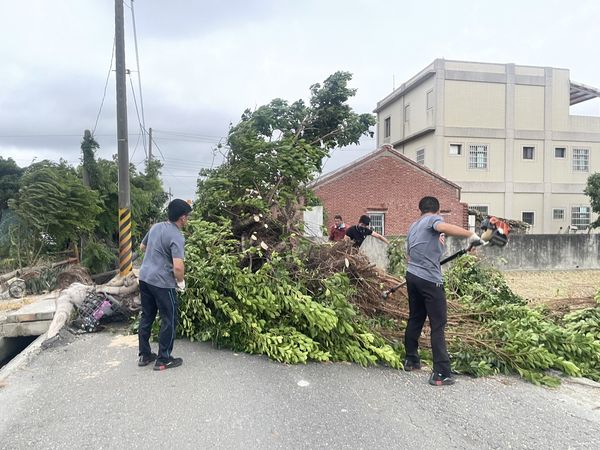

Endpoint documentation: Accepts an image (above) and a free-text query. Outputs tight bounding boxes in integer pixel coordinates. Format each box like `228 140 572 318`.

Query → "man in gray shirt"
404 196 481 386
138 199 191 371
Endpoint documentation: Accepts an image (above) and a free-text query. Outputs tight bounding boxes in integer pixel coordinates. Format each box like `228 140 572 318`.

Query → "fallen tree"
43 271 140 345
174 72 600 386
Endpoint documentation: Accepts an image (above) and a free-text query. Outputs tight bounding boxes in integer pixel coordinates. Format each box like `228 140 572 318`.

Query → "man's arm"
435 222 477 239
371 231 389 244
140 231 149 253
172 258 185 283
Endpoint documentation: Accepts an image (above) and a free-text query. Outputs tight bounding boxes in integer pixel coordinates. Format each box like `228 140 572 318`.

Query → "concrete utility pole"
115 0 132 277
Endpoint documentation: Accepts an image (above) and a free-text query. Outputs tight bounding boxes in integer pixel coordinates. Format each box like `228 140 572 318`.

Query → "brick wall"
314 154 468 236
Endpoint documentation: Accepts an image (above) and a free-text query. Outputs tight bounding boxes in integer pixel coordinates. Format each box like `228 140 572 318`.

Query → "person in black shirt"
344 215 389 247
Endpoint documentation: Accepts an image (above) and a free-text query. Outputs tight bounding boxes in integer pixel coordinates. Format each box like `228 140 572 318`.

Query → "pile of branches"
179 224 600 386
179 73 599 385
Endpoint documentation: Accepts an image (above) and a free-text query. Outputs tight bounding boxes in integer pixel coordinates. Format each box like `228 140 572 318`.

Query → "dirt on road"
503 269 600 311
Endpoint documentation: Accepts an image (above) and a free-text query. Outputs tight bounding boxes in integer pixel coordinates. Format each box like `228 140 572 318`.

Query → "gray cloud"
2 0 600 201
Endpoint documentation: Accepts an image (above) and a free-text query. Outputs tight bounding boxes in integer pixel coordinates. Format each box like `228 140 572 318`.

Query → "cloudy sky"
1 0 599 201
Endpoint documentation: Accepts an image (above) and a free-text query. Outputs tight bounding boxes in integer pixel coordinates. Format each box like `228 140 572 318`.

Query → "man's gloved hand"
468 232 483 246
176 280 186 292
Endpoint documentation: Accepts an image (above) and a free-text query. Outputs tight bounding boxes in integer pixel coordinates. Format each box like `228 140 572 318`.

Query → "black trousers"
404 271 451 376
138 280 179 362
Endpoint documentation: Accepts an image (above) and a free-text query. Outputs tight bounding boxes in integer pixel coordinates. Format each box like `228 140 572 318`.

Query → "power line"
92 37 116 136
130 0 147 156
128 73 146 160
152 129 227 140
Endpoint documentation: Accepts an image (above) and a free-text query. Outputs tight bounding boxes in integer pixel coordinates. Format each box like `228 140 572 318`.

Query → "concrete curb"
0 332 47 383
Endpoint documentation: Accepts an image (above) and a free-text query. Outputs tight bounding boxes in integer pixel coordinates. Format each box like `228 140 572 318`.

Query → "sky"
1 0 600 201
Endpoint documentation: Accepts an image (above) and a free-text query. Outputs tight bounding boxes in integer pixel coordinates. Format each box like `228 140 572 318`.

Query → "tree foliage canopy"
195 71 375 236
0 156 23 215
584 172 600 228
8 160 101 249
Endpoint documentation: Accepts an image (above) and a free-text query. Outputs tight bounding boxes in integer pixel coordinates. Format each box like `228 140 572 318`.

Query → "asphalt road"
1 326 599 449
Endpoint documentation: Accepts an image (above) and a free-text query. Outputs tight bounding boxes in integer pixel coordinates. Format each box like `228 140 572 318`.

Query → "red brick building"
312 145 468 236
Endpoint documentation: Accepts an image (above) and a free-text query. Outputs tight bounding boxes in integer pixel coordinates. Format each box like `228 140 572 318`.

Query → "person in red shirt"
328 215 347 241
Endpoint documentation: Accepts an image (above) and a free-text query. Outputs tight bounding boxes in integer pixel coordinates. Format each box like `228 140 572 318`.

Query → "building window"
553 208 565 220
555 147 566 159
426 90 434 110
468 144 488 169
471 205 489 216
571 206 591 229
416 148 425 165
522 146 535 160
368 212 385 235
449 144 462 156
572 148 589 172
522 212 535 225
404 104 410 123
383 117 391 139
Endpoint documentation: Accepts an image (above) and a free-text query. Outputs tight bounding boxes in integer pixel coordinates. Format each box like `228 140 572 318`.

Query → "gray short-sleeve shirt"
139 222 185 289
406 214 444 284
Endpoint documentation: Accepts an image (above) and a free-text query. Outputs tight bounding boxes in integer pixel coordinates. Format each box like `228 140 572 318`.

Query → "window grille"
471 205 489 216
572 148 589 172
468 144 488 169
571 206 590 228
368 213 385 235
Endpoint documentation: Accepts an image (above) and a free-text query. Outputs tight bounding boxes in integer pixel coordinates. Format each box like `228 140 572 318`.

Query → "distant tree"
584 172 600 229
81 130 100 188
0 156 24 216
87 156 168 246
131 159 169 238
8 160 101 251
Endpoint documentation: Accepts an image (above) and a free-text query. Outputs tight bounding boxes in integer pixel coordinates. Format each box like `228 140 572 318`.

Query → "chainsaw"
480 215 510 248
381 217 511 299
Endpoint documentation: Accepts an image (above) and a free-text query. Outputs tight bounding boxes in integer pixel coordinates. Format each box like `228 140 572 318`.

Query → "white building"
374 59 600 233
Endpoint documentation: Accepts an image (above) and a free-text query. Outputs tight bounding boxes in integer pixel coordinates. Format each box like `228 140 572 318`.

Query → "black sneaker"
138 352 157 367
403 359 422 371
429 372 455 386
153 356 183 371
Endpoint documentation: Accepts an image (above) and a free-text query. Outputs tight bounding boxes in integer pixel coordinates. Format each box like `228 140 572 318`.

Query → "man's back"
139 222 184 288
406 214 444 284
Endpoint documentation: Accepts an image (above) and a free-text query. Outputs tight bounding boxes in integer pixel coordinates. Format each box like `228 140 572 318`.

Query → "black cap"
167 199 192 222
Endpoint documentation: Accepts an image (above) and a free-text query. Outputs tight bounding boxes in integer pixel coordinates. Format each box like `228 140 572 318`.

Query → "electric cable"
92 37 116 136
130 0 147 155
128 74 147 160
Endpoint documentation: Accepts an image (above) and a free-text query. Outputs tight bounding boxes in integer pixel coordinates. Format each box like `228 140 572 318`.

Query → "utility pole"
115 0 132 277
